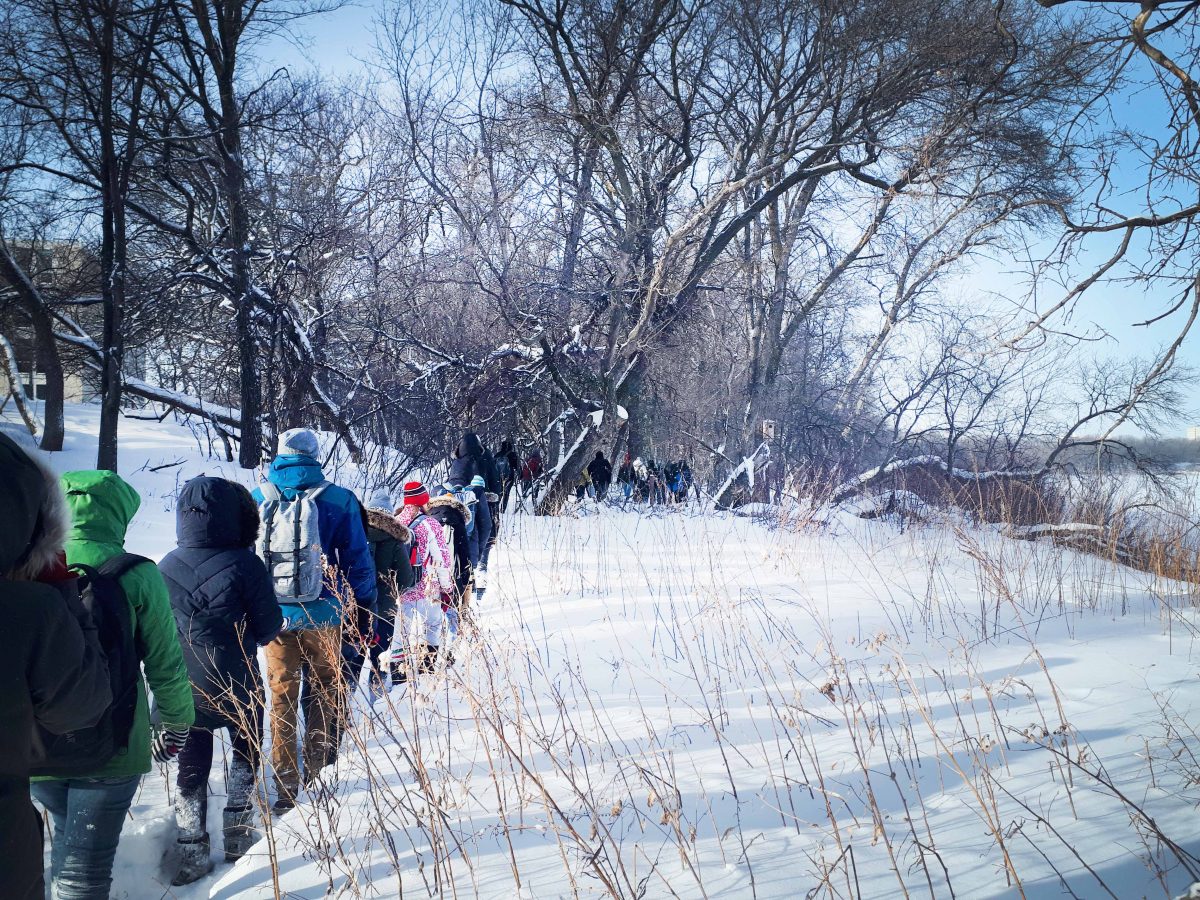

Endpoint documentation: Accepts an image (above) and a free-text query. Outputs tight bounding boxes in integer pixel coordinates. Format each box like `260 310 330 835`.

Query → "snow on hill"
5 404 1200 898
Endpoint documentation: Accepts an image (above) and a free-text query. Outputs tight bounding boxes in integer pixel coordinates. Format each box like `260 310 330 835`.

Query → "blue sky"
260 0 1200 430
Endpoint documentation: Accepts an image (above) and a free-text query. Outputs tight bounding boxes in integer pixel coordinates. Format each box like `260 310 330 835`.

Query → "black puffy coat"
479 448 502 494
448 432 485 488
159 477 283 730
0 434 111 900
588 453 613 488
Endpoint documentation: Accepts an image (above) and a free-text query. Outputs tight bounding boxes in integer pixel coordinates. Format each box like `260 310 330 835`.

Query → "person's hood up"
61 469 140 547
267 454 327 496
176 476 257 549
0 433 68 578
367 508 411 543
428 492 472 526
456 433 484 460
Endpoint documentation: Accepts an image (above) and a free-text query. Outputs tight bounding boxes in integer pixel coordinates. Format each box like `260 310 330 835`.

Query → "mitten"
152 725 190 763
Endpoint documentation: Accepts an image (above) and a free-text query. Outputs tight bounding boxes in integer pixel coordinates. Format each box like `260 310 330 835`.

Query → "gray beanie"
367 487 392 511
278 427 320 458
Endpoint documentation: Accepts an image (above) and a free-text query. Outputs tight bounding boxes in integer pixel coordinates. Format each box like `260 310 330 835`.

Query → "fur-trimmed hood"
0 433 70 580
427 493 472 525
367 508 411 543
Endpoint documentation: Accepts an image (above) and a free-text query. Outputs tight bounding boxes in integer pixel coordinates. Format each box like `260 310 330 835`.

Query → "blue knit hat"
470 475 486 488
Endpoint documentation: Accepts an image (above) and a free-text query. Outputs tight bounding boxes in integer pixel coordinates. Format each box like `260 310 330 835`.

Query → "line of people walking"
1 426 507 898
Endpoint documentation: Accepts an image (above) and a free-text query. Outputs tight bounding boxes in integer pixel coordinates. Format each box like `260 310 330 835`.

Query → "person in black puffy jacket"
159 477 283 884
448 432 485 488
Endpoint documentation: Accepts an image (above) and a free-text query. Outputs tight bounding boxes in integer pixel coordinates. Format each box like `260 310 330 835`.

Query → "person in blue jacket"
251 428 376 812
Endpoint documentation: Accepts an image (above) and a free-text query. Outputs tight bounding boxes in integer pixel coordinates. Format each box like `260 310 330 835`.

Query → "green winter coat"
36 470 195 780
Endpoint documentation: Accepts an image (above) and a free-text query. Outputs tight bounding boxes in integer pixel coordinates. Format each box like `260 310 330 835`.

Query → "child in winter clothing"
159 477 284 884
362 488 412 688
391 482 453 683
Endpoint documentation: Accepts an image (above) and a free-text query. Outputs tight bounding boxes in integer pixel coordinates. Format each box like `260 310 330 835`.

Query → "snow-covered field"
5 404 1200 898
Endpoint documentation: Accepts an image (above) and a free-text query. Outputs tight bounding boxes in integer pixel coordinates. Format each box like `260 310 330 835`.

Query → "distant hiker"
33 470 195 900
361 488 414 693
520 451 543 498
160 477 283 884
0 435 112 900
668 459 694 503
617 452 634 501
253 428 376 812
588 451 613 500
477 444 503 570
392 482 453 683
498 439 521 510
448 432 486 487
468 474 494 578
575 466 593 500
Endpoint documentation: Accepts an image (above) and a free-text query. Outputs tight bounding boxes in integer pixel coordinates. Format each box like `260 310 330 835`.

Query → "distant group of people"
617 454 695 504
0 425 507 898
503 444 696 508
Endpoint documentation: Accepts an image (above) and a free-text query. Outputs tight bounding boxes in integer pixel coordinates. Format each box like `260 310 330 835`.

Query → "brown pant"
264 627 342 798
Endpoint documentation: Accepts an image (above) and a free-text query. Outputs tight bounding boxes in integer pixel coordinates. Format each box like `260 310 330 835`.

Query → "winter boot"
419 643 440 674
222 805 259 862
172 836 214 885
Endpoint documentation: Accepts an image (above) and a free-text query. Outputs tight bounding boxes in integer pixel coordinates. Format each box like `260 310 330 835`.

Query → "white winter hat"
367 487 392 510
278 427 320 458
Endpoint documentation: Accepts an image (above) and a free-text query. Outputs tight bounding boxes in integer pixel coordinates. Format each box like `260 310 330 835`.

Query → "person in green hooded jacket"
30 470 194 900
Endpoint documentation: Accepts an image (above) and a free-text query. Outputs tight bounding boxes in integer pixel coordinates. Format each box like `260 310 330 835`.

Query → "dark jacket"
479 448 502 495
0 434 111 900
365 509 411 624
426 494 473 593
468 485 493 557
448 432 485 488
160 477 282 731
588 454 613 487
251 454 377 628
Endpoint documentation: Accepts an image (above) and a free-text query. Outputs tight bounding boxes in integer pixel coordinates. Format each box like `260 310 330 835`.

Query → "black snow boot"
172 836 214 885
223 805 259 862
419 643 440 673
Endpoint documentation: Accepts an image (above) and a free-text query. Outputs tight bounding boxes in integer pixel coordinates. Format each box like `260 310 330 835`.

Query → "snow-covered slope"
5 405 1200 899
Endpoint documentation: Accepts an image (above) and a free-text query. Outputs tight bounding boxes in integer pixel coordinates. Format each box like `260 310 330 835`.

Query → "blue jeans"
31 775 140 900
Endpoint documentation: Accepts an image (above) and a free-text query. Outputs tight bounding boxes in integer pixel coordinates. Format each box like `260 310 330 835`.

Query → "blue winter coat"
160 477 282 730
252 455 378 629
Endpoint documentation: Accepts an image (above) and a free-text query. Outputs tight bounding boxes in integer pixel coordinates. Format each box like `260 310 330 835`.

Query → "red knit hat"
402 480 430 507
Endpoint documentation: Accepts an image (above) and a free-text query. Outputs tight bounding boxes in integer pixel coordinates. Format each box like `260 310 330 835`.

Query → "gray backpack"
258 481 330 603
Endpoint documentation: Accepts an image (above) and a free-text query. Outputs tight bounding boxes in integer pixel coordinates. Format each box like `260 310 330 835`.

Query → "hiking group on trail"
0 426 507 898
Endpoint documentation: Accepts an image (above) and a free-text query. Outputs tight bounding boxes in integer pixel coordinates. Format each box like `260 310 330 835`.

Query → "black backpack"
396 535 418 592
408 514 427 586
30 553 146 777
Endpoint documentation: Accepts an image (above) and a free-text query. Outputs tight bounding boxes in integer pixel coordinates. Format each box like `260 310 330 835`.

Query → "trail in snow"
5 405 1200 899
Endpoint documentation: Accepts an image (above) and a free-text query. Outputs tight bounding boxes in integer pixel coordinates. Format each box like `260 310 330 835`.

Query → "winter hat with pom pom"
402 480 429 507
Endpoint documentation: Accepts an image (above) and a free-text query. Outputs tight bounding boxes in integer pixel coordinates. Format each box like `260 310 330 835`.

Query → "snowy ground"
5 404 1200 898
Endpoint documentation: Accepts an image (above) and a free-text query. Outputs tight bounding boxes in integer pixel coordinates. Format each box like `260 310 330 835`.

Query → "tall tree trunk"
0 244 65 450
32 309 65 451
213 8 262 469
96 1 122 472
